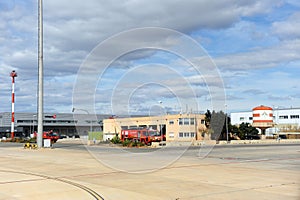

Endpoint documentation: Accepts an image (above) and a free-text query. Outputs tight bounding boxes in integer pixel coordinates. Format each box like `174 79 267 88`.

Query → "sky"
0 0 300 116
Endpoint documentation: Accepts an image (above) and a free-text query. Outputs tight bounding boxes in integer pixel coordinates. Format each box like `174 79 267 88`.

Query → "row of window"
240 115 300 121
179 132 195 138
240 117 253 121
169 118 205 126
179 118 195 125
121 125 158 130
278 115 299 119
17 120 77 124
168 132 195 138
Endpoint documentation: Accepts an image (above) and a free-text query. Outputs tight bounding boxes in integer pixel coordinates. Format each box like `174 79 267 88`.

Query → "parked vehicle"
33 130 59 143
120 128 165 145
59 134 67 139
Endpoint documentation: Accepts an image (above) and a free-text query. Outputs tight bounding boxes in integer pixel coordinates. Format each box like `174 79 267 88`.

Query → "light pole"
72 108 92 133
274 106 278 137
37 0 44 148
225 104 229 143
159 101 163 141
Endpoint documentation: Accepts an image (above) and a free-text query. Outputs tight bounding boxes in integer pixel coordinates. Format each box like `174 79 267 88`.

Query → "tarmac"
0 141 299 200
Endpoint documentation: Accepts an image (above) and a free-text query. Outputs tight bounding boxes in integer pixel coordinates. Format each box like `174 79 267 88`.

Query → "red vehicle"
33 130 59 143
121 128 164 145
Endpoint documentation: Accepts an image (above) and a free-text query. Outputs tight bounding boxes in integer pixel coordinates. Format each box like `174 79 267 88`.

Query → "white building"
231 107 300 138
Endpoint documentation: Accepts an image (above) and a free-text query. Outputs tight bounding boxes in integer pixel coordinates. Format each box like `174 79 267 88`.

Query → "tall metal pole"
37 0 44 148
159 101 163 141
10 70 17 139
225 104 229 143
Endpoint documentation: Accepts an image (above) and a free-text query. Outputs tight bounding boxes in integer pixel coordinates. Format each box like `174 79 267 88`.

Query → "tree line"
204 110 259 140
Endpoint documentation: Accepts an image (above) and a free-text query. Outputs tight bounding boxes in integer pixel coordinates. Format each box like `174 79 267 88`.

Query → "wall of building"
231 108 300 137
0 112 109 137
231 111 253 125
103 113 207 142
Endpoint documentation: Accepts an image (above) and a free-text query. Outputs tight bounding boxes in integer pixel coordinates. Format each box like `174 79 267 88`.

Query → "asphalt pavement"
0 141 299 199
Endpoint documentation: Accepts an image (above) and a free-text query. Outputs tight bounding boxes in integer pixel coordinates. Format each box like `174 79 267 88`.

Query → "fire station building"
103 113 207 142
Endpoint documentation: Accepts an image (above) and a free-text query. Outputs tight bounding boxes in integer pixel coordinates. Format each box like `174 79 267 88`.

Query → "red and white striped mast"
10 70 17 139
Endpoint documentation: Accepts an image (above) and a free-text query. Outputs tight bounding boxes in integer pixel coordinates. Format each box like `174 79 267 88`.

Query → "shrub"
110 136 121 144
131 140 145 147
122 139 131 147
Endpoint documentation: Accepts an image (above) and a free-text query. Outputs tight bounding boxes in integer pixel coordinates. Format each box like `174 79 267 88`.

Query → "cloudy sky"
0 0 300 115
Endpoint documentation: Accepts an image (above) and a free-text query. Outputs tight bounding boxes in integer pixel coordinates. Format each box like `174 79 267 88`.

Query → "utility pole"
37 0 44 148
10 70 17 139
159 101 163 141
225 104 229 143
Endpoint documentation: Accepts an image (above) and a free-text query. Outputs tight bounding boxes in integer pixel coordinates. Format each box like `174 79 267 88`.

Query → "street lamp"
37 0 44 148
225 104 229 143
72 108 92 133
274 106 278 137
159 101 163 141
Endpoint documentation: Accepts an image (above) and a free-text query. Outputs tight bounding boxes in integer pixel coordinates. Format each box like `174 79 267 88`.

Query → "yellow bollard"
24 143 31 149
31 144 38 149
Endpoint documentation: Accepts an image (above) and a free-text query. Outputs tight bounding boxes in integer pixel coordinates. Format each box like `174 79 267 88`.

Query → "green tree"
205 110 226 140
238 122 259 140
204 109 211 128
231 125 240 138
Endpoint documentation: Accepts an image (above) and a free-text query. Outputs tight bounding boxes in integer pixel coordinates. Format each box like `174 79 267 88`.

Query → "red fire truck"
120 128 164 145
33 130 59 143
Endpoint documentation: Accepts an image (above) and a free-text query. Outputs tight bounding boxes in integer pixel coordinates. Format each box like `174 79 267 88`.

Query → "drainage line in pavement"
0 169 104 200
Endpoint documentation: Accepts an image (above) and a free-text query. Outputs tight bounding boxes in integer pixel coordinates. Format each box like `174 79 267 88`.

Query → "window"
178 118 183 125
17 120 31 123
179 132 183 137
201 119 205 124
279 115 288 119
169 132 174 138
240 117 245 121
142 131 147 136
249 117 253 120
190 132 195 137
190 118 195 125
184 132 190 137
184 118 189 125
149 125 157 130
290 115 299 119
169 120 174 125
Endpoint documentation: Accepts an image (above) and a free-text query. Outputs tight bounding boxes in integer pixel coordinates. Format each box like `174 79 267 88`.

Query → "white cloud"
271 12 300 40
215 39 300 70
0 0 299 113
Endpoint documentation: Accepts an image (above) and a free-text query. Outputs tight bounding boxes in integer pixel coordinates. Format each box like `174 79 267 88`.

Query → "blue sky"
0 0 300 115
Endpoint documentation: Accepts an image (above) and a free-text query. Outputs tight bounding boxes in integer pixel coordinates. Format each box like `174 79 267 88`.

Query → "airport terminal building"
231 107 300 138
0 112 110 138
